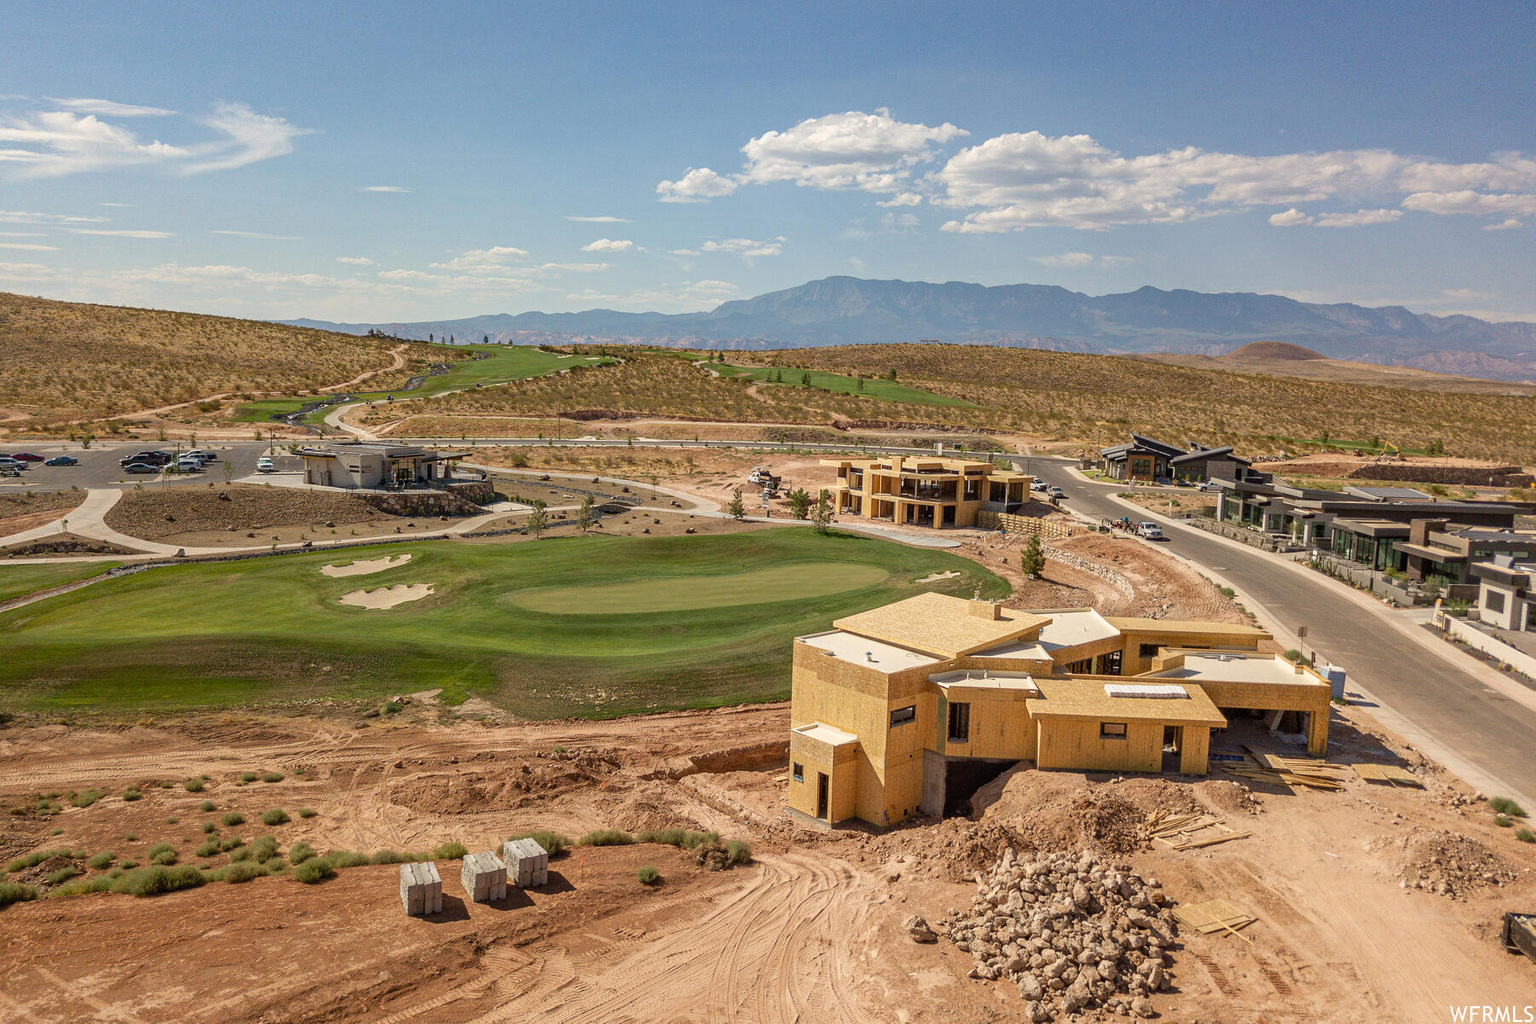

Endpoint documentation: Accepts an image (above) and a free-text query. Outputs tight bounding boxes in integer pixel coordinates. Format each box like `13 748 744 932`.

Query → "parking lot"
0 441 297 493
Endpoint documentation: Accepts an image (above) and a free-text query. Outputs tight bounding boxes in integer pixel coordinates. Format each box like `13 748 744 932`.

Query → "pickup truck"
1136 521 1165 540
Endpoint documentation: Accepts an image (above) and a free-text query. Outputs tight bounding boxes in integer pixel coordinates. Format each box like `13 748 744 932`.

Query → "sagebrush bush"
183 778 204 793
578 829 635 847
5 849 71 873
293 859 335 884
110 865 204 897
239 772 259 783
200 801 217 812
202 821 218 834
194 838 221 858
0 881 38 906
71 789 105 808
220 836 244 852
1516 828 1536 844
636 865 660 886
224 862 261 884
46 866 80 885
260 772 284 784
430 841 468 860
369 849 415 865
508 830 570 856
221 811 244 827
1491 796 1528 818
228 845 252 863
122 787 142 802
261 809 289 826
249 836 280 863
86 851 115 870
288 842 316 865
1496 814 1514 828
297 807 317 818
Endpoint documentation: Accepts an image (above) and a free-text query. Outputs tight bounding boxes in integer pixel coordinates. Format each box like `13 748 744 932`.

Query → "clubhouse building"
821 455 1032 529
787 593 1333 828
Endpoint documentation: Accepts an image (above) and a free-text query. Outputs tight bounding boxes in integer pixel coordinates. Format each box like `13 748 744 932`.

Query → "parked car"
0 457 25 471
0 464 20 477
185 448 218 461
123 462 160 474
1047 486 1066 499
1030 480 1049 492
1136 521 1165 540
9 452 43 462
43 455 78 466
121 450 172 468
1196 480 1222 492
174 458 204 473
256 457 275 473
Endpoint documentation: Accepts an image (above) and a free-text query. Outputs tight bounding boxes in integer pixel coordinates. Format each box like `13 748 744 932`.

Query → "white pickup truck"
1136 521 1164 540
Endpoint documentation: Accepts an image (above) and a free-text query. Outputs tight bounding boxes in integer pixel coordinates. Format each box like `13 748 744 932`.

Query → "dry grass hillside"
1141 347 1536 396
0 292 446 429
748 343 1536 463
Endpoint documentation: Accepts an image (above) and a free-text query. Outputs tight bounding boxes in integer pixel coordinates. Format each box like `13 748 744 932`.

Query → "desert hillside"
0 292 449 429
1140 346 1536 395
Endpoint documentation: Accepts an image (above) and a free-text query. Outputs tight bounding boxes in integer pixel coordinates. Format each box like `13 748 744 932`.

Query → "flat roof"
1104 616 1270 640
972 639 1053 661
1148 651 1325 687
929 669 1041 694
833 593 1048 659
797 630 940 672
792 721 859 747
1033 608 1121 653
1027 677 1227 725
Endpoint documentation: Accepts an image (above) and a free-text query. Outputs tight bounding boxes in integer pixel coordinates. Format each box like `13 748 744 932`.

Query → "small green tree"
786 487 813 519
800 372 811 387
576 495 596 532
809 489 834 534
727 489 747 521
527 499 548 539
855 377 864 393
1020 534 1046 578
887 368 897 381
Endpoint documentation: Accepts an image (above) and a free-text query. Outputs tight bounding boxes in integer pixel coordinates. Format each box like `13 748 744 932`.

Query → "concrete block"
502 838 549 888
461 851 507 903
399 861 443 916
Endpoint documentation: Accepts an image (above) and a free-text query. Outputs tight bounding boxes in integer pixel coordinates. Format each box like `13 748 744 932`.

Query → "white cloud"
428 246 531 272
1401 189 1536 217
1483 218 1524 231
0 98 307 177
536 261 610 273
657 167 738 203
363 185 410 193
877 192 923 207
698 237 784 257
565 279 739 310
49 97 176 117
1269 208 1314 227
0 208 107 224
211 229 301 240
565 215 630 223
669 248 699 256
1442 287 1493 301
0 231 43 237
336 255 375 265
659 109 965 203
1314 208 1403 228
1034 251 1096 268
0 242 56 251
580 238 635 252
69 228 173 238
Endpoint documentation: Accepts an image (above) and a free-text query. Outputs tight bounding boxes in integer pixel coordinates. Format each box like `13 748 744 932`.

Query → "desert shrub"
0 881 38 906
124 833 137 842
221 811 244 827
194 838 221 858
219 836 244 852
48 875 113 897
86 851 115 870
578 829 635 847
183 778 204 793
202 822 218 834
5 849 71 872
46 866 81 885
508 830 570 856
636 866 660 886
1496 814 1514 827
293 859 335 884
1517 829 1536 844
228 845 252 863
110 865 204 897
224 862 261 884
260 772 284 784
239 772 258 783
249 836 280 863
200 801 217 812
725 840 751 866
297 808 317 818
122 787 142 802
157 781 173 789
369 849 415 865
71 789 106 808
288 842 316 865
430 841 468 860
261 809 289 826
148 844 177 866
1491 796 1528 818
119 860 137 869
324 851 371 869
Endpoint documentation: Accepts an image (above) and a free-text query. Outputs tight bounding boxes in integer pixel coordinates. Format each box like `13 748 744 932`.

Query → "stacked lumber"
1352 763 1424 787
1214 746 1346 791
1174 898 1255 942
1146 810 1250 851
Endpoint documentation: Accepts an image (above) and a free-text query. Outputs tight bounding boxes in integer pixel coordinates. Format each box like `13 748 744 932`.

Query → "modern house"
1100 434 1186 481
1399 520 1536 587
1169 445 1256 484
1472 555 1536 632
787 593 1331 828
821 456 1031 529
298 442 469 490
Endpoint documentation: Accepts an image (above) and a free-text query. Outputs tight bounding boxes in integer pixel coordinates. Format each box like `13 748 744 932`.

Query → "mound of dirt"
1388 829 1519 899
972 768 1192 855
1225 341 1325 361
388 759 616 814
105 484 387 540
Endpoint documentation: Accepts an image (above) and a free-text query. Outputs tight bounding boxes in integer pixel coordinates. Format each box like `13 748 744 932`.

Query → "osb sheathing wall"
937 692 1038 762
1036 718 1164 773
787 732 858 823
1114 626 1266 675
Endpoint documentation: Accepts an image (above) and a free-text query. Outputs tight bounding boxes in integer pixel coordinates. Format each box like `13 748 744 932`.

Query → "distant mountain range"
282 276 1536 381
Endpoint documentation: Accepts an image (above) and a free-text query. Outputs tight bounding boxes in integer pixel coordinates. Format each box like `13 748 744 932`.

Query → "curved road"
1023 456 1536 807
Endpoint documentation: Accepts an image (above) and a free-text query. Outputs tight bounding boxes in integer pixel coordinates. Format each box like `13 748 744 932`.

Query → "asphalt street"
1025 457 1536 805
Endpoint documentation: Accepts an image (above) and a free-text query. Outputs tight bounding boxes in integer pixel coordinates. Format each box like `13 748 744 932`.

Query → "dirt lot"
0 490 86 538
0 698 1532 1024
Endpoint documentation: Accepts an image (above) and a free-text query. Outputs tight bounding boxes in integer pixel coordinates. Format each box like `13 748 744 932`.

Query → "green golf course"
0 530 1005 717
0 561 121 606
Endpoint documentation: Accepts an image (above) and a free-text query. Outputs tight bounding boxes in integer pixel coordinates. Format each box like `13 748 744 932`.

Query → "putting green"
507 562 888 615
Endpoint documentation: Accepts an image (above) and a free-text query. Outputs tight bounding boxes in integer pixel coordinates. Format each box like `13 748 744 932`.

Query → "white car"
256 457 275 473
1136 521 1165 540
175 458 204 473
1047 486 1066 499
1196 480 1222 492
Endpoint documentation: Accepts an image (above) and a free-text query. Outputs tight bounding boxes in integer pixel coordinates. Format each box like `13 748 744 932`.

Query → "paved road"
1024 457 1536 805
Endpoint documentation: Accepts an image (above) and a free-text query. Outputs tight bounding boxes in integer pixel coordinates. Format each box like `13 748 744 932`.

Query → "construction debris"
1353 763 1424 787
1145 810 1250 851
501 838 550 888
944 848 1177 1021
399 861 443 917
1213 746 1347 791
461 851 507 903
1173 898 1256 942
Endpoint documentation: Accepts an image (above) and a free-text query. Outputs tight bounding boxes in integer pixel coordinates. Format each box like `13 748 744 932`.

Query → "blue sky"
2 1 1533 323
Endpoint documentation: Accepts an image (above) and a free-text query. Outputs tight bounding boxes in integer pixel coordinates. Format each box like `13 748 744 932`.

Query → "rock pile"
1391 829 1517 898
944 848 1177 1021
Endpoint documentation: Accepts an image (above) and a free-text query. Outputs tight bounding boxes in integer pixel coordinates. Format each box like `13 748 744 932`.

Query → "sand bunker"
338 583 434 610
320 554 412 578
916 570 962 584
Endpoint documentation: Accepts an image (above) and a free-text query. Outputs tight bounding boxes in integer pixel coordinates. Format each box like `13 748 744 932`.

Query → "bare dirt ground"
0 490 87 538
1 698 1533 1024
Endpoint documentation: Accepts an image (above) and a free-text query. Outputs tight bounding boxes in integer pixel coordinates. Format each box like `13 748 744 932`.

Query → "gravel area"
104 483 386 541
